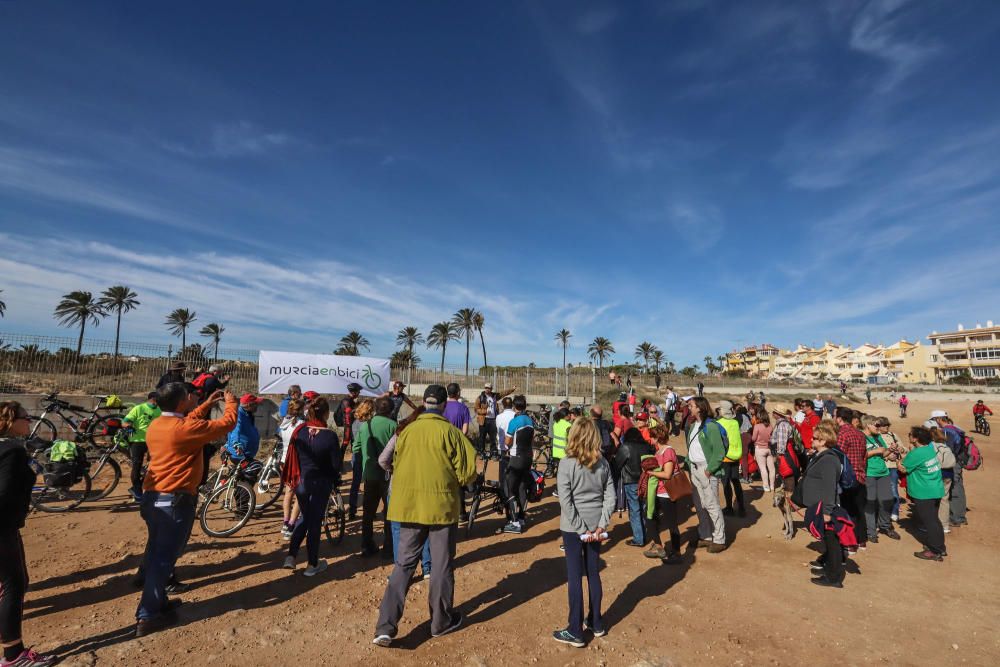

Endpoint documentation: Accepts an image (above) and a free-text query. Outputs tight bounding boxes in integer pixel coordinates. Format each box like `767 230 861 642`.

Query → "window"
972 367 998 378
969 334 994 342
970 348 1000 360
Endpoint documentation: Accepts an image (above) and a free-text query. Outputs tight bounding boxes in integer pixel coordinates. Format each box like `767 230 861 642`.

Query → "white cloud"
162 121 297 159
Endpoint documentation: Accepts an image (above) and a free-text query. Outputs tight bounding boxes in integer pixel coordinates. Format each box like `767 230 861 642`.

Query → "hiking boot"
135 608 178 638
431 611 464 638
643 546 667 559
707 543 727 553
0 648 58 667
552 629 585 648
914 549 943 562
810 576 843 589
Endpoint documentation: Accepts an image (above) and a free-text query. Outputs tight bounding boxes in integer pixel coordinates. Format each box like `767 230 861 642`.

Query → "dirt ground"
20 394 1000 666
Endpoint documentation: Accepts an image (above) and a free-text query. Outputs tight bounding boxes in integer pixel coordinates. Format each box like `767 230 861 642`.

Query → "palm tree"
336 331 370 356
587 336 615 369
426 321 459 373
53 291 106 369
165 308 197 349
651 349 665 373
200 323 225 362
395 326 424 371
19 344 44 358
390 349 421 369
0 289 6 318
473 311 488 369
98 285 140 360
554 329 571 395
451 308 478 377
635 341 656 371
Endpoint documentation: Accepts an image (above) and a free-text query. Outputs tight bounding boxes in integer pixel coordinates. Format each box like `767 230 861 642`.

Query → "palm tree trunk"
114 308 122 359
181 329 186 351
74 319 86 374
440 344 446 374
562 344 567 398
478 328 487 370
213 336 219 362
465 335 470 377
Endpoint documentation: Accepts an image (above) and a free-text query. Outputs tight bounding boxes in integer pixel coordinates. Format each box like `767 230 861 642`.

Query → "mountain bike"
82 419 132 501
324 482 347 545
532 438 558 479
253 438 285 513
199 452 258 537
26 440 92 513
27 392 125 446
975 414 991 437
465 456 509 537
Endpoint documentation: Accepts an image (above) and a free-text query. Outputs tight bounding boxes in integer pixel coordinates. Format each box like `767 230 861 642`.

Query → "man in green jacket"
123 391 161 501
374 385 477 647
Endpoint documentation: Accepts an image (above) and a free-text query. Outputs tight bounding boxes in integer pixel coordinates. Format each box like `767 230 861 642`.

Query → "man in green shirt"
123 392 161 501
901 426 946 560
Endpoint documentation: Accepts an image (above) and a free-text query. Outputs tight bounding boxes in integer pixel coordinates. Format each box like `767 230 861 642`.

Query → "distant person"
193 365 230 402
865 387 872 404
643 424 683 564
336 382 363 520
278 385 302 418
155 361 186 389
900 427 946 561
840 381 848 396
696 381 704 397
354 397 396 558
898 394 909 418
442 384 471 436
590 406 614 463
474 383 515 460
382 381 416 421
663 387 678 434
136 386 237 636
715 401 745 518
973 400 993 432
122 391 161 501
654 371 662 391
823 395 837 419
876 416 907 522
812 395 825 417
373 386 476 647
494 396 516 486
552 417 616 648
930 410 968 528
224 394 263 462
758 390 766 412
613 427 653 547
278 398 305 539
0 401 59 666
751 408 775 492
797 401 820 449
685 397 726 552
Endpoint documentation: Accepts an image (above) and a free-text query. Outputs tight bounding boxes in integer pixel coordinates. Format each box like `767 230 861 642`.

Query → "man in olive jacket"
374 384 477 647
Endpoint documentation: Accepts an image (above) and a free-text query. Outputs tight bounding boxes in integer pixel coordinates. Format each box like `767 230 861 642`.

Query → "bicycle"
531 436 558 479
323 481 347 545
199 451 258 537
253 438 285 513
975 414 991 437
465 456 509 537
83 419 133 501
26 440 92 513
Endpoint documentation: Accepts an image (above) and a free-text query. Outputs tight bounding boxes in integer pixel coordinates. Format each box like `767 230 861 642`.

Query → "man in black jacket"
156 361 186 389
614 428 653 547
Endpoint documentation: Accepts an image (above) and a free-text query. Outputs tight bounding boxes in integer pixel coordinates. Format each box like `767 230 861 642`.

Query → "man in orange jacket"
135 384 238 637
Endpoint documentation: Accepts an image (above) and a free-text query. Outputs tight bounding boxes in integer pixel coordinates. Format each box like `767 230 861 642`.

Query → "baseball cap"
393 380 406 388
423 384 447 407
923 420 938 429
929 410 948 420
484 382 493 389
240 393 264 406
346 382 362 392
636 412 650 421
303 391 320 401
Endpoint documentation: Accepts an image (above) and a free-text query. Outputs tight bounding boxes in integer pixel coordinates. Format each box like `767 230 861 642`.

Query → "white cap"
681 395 694 402
929 410 948 419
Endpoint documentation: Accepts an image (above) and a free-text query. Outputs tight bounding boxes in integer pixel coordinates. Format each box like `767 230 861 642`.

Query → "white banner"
258 350 390 396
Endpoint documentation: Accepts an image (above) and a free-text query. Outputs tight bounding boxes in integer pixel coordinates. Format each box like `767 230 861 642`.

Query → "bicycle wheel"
200 480 256 537
254 462 283 513
324 491 346 545
85 452 121 500
466 494 481 537
28 417 57 445
87 416 124 449
30 460 91 513
984 421 991 437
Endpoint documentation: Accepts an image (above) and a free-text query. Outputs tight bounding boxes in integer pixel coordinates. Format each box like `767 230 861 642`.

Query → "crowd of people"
0 371 991 662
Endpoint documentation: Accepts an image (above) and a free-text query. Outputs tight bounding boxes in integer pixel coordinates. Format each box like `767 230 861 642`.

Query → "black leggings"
644 496 681 553
722 461 745 512
505 465 530 521
0 531 27 643
129 442 148 492
361 478 389 552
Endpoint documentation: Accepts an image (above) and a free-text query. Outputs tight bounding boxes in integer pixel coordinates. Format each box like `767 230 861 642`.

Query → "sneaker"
164 579 189 594
559 544 565 551
431 611 463 638
552 490 559 498
858 542 868 551
280 525 293 539
130 488 143 502
0 648 57 666
696 539 712 549
707 543 727 554
868 535 879 544
501 521 523 534
810 576 843 589
643 546 667 559
282 556 295 569
372 634 394 647
552 629 585 648
422 572 431 581
949 521 964 528
890 514 899 522
583 622 607 637
809 559 824 570
845 547 858 556
303 560 328 577
134 608 179 638
459 512 469 524
914 549 943 562
626 540 644 547
943 527 951 534
882 529 901 541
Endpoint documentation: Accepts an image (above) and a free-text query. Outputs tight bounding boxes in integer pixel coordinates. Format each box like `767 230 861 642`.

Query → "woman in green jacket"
353 397 397 557
684 397 727 552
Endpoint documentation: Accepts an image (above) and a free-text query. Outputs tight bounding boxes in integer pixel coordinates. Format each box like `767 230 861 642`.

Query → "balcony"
937 342 969 352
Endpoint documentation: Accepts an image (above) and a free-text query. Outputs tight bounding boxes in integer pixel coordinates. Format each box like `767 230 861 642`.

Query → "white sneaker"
944 527 951 534
282 555 295 569
304 559 328 577
372 634 393 647
891 514 899 522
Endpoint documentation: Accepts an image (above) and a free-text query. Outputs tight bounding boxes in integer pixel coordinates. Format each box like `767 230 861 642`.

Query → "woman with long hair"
0 401 58 666
643 424 683 564
751 408 775 492
553 417 616 648
353 397 395 557
279 398 305 539
283 397 340 576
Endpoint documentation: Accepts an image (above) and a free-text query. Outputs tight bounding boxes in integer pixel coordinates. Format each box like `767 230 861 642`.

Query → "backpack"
527 469 545 503
933 442 956 470
191 372 212 399
704 418 729 451
334 400 346 427
830 448 857 492
788 425 806 455
963 436 983 471
778 447 800 479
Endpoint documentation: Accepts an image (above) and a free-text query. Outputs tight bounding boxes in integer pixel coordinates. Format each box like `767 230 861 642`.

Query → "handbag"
662 468 693 500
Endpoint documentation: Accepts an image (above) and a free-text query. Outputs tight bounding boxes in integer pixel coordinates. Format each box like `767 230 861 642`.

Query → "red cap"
302 391 320 400
636 412 650 421
240 393 264 406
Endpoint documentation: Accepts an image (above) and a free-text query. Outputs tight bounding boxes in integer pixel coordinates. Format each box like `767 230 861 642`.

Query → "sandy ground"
20 395 1000 666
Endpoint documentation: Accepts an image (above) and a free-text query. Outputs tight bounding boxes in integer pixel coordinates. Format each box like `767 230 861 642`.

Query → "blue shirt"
505 413 535 460
225 407 261 460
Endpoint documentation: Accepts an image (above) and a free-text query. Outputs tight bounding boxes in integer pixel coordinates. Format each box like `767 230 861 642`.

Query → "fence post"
526 366 531 394
591 368 596 405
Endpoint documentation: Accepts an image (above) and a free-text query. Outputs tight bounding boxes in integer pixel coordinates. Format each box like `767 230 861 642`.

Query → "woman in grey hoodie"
553 417 616 648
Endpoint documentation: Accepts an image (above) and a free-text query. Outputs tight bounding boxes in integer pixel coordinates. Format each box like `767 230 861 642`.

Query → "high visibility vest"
552 419 571 459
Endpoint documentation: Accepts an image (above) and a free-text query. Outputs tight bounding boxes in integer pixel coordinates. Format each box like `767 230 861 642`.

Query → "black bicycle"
26 440 93 513
975 414 991 437
464 456 509 537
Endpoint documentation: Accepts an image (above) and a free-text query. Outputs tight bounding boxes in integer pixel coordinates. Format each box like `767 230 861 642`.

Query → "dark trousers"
949 468 967 524
348 452 363 513
912 497 946 555
200 445 217 486
136 492 196 621
816 525 845 583
644 496 681 553
376 523 457 637
289 477 333 566
561 531 603 637
0 531 27 643
361 477 390 552
129 442 148 492
722 461 745 512
479 419 498 456
841 484 867 544
505 465 530 522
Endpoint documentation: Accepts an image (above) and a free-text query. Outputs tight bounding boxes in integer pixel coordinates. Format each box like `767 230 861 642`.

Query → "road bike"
26 440 92 513
974 414 991 437
199 452 259 537
323 482 347 545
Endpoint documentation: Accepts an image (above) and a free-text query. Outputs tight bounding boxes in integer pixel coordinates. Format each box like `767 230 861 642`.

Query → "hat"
423 384 447 407
718 400 735 419
346 382 362 392
681 395 694 402
303 391 320 401
169 361 187 370
393 380 406 388
240 393 264 406
484 383 493 389
929 410 948 420
923 420 938 429
209 364 221 373
636 412 650 421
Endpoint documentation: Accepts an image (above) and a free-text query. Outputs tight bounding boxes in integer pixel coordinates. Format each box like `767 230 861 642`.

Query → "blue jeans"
561 531 603 638
388 490 430 574
623 482 644 545
889 468 901 517
136 492 196 621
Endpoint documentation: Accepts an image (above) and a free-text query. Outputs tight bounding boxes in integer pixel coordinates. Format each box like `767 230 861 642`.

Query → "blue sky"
1 0 999 368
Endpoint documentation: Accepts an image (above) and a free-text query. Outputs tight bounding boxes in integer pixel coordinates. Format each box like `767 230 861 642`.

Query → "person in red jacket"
973 400 992 417
797 401 820 449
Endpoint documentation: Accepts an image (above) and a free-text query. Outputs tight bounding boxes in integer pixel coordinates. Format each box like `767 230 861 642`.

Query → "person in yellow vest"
551 409 572 497
716 400 746 517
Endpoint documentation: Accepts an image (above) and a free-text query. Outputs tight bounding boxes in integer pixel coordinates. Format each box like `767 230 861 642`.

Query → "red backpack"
191 372 213 398
778 447 800 479
963 436 983 471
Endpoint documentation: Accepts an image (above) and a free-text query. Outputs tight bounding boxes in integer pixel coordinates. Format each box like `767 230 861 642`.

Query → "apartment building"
928 322 1000 381
724 344 781 377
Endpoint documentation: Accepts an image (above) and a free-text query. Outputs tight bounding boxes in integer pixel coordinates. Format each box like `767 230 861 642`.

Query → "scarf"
280 419 328 489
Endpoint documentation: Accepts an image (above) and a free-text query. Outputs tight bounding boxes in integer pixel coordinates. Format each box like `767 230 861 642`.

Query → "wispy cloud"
847 0 939 93
162 121 298 158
